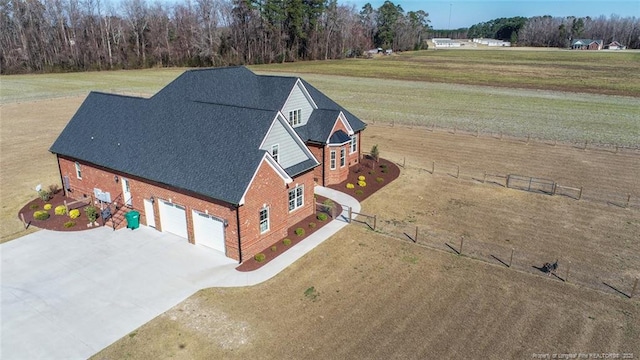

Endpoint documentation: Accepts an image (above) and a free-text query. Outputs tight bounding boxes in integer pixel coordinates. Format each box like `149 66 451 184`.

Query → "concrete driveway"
1 226 237 359
1 187 360 359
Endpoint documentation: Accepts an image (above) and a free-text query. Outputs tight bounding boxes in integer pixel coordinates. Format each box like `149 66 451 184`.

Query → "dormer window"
289 109 302 126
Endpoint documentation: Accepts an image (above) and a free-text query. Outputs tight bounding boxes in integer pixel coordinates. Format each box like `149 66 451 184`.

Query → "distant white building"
473 38 511 47
432 38 461 48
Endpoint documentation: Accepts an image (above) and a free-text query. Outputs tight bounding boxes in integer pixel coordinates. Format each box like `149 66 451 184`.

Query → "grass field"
258 49 640 96
2 49 639 357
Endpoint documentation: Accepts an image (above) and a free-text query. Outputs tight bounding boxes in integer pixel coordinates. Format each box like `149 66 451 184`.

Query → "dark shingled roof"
50 67 364 204
329 130 352 145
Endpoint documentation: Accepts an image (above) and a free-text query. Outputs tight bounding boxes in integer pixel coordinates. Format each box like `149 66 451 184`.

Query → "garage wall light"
114 175 119 183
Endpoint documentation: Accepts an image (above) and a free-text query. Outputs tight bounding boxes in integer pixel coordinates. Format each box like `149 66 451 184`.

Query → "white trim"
259 206 270 234
75 162 82 179
238 153 292 206
330 150 336 170
271 144 280 163
349 134 358 154
324 112 354 144
288 184 304 212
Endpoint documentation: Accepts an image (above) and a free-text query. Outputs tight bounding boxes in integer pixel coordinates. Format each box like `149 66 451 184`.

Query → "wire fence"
341 205 639 301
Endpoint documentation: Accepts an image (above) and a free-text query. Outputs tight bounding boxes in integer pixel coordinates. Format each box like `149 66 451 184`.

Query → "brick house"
571 39 603 50
50 67 366 262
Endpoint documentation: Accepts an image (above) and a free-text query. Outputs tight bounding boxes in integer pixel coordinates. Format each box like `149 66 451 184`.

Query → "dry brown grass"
93 125 639 359
1 97 85 242
93 224 639 359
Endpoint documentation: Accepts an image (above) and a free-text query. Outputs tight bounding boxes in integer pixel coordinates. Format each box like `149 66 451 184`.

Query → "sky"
345 0 640 29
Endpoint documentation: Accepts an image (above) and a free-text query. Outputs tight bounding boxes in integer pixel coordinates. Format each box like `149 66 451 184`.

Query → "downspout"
235 205 242 264
322 145 326 187
55 154 66 196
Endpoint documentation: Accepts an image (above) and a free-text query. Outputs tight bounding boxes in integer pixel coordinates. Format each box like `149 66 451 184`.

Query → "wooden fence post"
431 123 435 132
552 182 557 195
566 261 571 282
456 165 460 179
476 128 480 137
584 140 588 150
20 213 27 229
506 175 511 188
415 226 419 243
509 248 514 268
403 157 406 168
348 206 352 223
391 119 395 127
632 278 638 298
459 236 464 255
373 215 377 230
526 134 530 144
615 145 618 154
483 172 487 184
578 187 583 200
500 132 503 141
626 194 631 208
453 126 457 134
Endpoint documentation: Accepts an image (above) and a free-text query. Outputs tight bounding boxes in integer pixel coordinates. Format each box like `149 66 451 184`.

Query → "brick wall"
305 131 361 186
57 155 314 262
238 160 315 259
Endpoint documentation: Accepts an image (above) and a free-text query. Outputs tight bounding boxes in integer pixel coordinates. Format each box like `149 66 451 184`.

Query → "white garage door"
158 200 187 238
192 210 225 253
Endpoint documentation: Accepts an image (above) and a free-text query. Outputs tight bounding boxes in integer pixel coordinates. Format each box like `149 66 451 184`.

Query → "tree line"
0 0 430 74
466 15 639 49
1 0 638 75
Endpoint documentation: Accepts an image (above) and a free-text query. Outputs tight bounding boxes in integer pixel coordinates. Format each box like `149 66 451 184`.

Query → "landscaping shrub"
358 175 366 181
69 209 80 219
44 204 52 210
295 227 305 236
283 238 292 246
358 180 367 187
33 210 50 220
380 163 388 169
85 206 98 223
54 205 67 215
355 189 364 195
317 213 328 221
381 168 389 173
376 177 384 183
63 221 76 228
368 170 376 175
38 189 51 202
308 222 316 228
271 245 277 252
29 204 39 210
48 184 60 194
254 253 266 262
346 183 355 189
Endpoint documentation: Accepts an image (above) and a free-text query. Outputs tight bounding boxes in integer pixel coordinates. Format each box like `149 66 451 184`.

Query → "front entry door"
122 177 132 206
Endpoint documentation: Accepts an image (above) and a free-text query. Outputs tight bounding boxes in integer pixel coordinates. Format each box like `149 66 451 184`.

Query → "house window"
271 144 279 163
340 148 346 167
259 207 269 233
330 150 336 170
75 162 82 179
288 109 302 126
350 134 357 154
288 185 304 211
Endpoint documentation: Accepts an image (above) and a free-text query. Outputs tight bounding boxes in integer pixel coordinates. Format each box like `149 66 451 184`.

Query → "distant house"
605 41 626 50
432 38 461 48
50 67 366 262
472 38 511 47
571 39 603 50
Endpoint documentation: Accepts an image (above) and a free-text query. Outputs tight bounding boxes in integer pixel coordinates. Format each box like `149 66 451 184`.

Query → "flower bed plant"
44 203 52 210
54 205 67 215
63 221 76 228
33 210 50 220
69 209 80 219
346 183 355 189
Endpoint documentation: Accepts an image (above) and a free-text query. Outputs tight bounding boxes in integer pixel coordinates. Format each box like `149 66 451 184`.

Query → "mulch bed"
328 156 401 201
236 157 400 272
18 191 100 232
236 195 342 272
